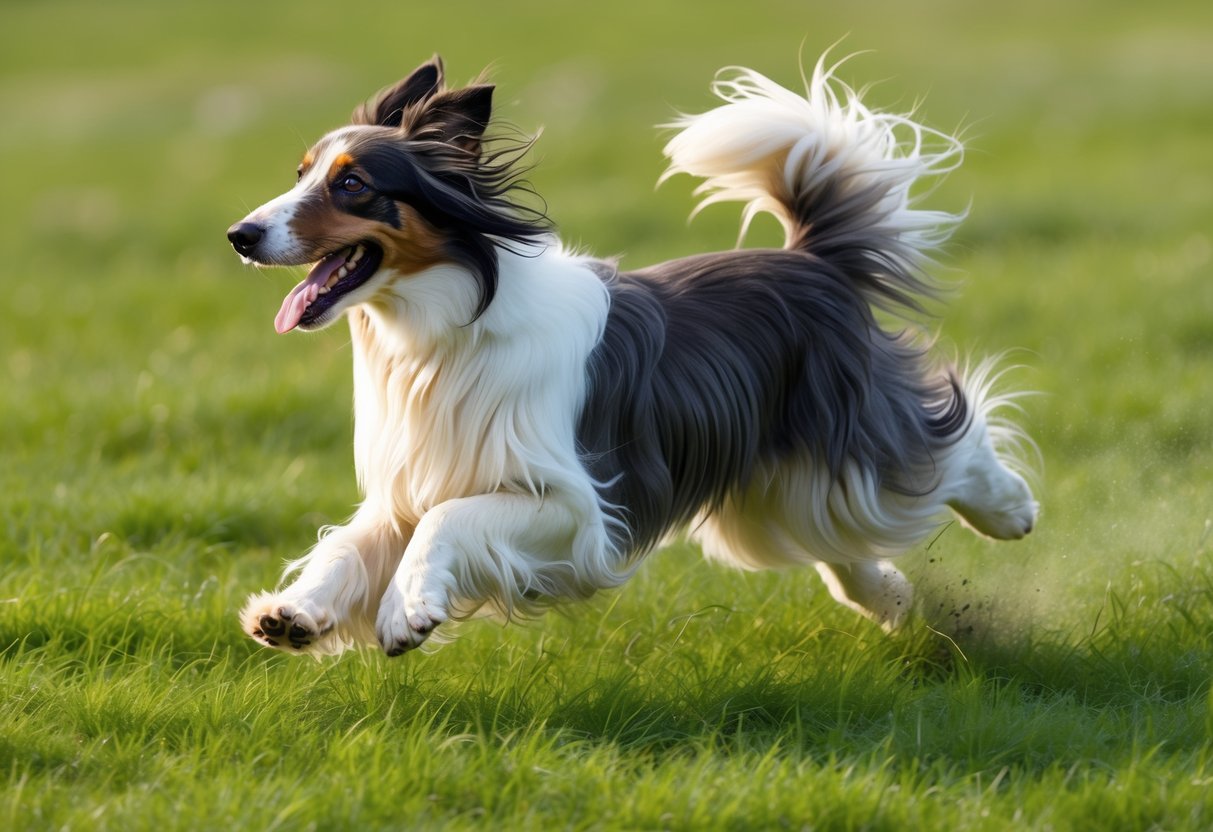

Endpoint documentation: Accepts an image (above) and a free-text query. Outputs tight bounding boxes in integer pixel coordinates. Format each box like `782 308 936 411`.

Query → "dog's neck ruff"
346 243 612 533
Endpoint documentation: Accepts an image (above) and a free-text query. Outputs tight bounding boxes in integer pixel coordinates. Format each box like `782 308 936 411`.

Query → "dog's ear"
406 84 495 155
353 57 445 127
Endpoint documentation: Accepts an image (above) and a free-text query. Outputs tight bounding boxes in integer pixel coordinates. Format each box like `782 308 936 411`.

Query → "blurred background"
2 0 1212 633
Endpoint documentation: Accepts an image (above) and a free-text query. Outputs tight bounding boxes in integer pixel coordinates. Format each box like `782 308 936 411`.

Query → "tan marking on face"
328 153 356 182
286 199 449 279
379 204 448 275
286 200 379 260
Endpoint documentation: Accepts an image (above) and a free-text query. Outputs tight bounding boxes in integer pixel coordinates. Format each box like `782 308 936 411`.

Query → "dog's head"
227 57 547 333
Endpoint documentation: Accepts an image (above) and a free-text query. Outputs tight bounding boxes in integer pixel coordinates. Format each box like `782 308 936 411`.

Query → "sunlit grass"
3 0 1212 828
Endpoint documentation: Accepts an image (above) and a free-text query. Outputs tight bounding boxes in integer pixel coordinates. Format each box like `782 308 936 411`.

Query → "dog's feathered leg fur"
240 511 409 655
375 492 584 653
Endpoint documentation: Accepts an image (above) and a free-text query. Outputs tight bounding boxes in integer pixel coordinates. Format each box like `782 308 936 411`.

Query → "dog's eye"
296 165 304 181
339 175 366 194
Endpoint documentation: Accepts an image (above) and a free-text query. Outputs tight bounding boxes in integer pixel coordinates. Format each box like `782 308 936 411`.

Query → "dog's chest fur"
346 252 611 528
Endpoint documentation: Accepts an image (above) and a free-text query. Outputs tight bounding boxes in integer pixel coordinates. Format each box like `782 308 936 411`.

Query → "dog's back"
578 247 966 559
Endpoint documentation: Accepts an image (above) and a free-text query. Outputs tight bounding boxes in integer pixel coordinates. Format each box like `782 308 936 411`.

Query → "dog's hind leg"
241 514 408 656
375 491 607 655
695 503 918 631
692 456 943 631
813 561 913 632
942 411 1038 541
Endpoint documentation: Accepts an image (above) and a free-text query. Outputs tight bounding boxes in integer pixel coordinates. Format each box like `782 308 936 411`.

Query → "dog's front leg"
242 516 408 655
376 492 580 655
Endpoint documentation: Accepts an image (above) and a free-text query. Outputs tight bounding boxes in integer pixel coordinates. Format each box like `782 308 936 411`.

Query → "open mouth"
275 241 384 333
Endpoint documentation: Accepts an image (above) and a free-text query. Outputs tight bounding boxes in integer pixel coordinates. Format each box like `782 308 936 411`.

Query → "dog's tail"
661 54 964 313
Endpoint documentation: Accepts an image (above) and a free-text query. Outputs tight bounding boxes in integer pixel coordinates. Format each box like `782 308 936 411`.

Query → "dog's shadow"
294 554 1211 777
397 625 1190 781
315 619 1039 767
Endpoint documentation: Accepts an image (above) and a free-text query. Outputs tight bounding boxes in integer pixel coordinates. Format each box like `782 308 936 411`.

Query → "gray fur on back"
576 248 969 556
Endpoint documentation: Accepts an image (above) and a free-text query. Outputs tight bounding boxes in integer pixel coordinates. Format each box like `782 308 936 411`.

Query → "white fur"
662 55 964 263
242 243 629 653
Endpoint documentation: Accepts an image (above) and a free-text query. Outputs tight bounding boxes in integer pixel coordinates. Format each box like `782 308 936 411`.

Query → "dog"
227 55 1037 657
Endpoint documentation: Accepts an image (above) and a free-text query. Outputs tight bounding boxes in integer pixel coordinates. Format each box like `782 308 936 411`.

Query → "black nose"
227 222 265 255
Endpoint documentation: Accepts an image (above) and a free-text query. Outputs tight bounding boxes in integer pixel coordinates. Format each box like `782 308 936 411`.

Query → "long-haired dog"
227 55 1037 656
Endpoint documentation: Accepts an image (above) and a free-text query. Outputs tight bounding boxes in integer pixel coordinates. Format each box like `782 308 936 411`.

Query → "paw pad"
244 600 332 652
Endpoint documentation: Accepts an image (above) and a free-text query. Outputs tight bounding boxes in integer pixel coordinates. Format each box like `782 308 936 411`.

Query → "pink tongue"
274 249 349 334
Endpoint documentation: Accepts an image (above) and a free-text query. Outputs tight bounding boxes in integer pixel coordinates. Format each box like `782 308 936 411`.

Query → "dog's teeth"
349 246 363 265
318 286 330 295
336 265 349 280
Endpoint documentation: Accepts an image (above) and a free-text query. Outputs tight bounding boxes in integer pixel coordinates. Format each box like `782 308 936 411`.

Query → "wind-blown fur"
227 55 1038 657
348 58 550 321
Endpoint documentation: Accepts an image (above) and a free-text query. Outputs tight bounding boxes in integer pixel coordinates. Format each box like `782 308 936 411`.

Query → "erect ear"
407 84 495 155
352 56 445 127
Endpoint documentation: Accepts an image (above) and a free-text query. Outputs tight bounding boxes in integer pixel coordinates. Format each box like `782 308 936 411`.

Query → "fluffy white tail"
662 54 965 310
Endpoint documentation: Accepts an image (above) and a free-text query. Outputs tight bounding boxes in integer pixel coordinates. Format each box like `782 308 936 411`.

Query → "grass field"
3 0 1213 828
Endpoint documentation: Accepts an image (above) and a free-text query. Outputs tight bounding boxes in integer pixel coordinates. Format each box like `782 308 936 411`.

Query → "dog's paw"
953 474 1038 540
375 585 448 657
241 592 335 653
951 465 1038 541
959 500 1038 540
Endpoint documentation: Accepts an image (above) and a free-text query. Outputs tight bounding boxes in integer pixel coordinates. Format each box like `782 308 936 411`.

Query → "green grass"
4 0 1213 828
